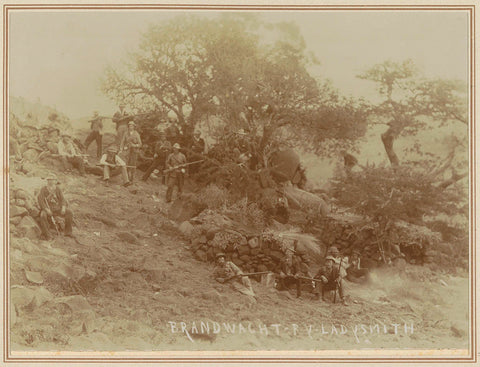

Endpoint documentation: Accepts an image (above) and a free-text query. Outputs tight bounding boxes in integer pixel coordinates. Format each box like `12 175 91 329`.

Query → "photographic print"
3 2 476 364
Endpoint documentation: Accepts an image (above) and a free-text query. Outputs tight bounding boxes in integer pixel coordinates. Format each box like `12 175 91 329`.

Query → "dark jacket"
37 186 66 212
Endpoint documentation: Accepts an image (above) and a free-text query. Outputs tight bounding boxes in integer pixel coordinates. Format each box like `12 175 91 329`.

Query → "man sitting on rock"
213 252 256 299
57 134 86 176
346 249 370 284
313 256 348 305
98 145 131 186
277 249 311 298
37 174 74 240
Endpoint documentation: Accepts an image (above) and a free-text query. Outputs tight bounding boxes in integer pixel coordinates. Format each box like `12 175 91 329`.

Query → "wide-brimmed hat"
173 143 180 149
128 121 136 126
328 246 339 255
107 145 118 152
216 252 226 259
46 173 57 181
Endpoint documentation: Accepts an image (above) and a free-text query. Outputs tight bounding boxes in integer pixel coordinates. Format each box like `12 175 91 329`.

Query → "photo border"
2 2 477 364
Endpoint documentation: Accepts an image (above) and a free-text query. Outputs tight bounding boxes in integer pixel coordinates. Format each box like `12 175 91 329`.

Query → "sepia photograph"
3 2 476 364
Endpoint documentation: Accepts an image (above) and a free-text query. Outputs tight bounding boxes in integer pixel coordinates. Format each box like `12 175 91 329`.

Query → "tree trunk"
381 127 400 166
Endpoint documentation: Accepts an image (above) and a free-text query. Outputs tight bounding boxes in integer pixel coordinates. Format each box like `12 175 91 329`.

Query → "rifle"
334 257 344 304
296 275 324 283
225 271 270 282
52 153 90 158
44 198 60 235
96 163 137 169
163 160 204 174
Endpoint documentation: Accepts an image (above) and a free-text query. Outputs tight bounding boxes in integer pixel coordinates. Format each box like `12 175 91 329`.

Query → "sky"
8 9 469 119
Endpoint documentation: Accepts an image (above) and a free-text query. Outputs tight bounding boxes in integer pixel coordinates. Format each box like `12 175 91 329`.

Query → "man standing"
99 145 131 186
313 256 348 305
112 103 129 146
57 134 86 175
120 121 142 183
213 253 256 298
188 130 205 174
142 132 172 181
37 174 74 240
84 111 104 158
165 143 186 203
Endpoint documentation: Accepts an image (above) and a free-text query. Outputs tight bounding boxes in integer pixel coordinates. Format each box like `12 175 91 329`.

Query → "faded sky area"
9 10 469 119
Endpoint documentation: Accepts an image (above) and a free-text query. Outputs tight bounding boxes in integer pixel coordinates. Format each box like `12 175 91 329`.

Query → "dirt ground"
9 164 470 353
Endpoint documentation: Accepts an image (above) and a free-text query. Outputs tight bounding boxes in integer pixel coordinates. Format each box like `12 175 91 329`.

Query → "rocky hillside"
8 101 470 352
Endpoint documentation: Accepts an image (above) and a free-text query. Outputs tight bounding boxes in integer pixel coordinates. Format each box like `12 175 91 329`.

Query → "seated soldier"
346 249 370 284
37 174 74 240
213 252 256 299
276 249 311 297
57 134 86 175
98 145 131 186
313 256 348 306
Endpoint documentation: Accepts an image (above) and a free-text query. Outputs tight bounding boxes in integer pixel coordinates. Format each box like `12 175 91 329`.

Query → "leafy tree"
357 59 467 175
101 14 369 161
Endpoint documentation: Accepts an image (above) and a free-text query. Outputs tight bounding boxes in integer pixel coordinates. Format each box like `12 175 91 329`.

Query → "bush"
225 197 266 231
194 184 229 210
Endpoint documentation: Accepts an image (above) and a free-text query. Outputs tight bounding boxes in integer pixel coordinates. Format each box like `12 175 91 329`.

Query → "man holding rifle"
120 121 142 183
141 131 172 182
112 103 130 146
84 111 104 158
37 174 74 240
313 256 348 306
213 252 256 298
98 145 132 186
165 143 187 203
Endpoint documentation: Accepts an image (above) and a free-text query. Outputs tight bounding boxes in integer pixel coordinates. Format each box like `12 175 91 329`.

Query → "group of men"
213 245 370 306
76 105 206 199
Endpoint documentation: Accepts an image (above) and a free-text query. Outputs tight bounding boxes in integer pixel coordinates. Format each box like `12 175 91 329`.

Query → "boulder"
250 248 261 256
10 205 28 218
237 244 250 256
22 149 39 162
117 231 139 244
15 189 29 201
16 216 41 240
248 237 259 249
239 255 250 263
10 216 22 226
55 295 94 316
205 229 217 241
11 285 53 312
24 270 44 285
194 250 207 262
179 221 195 237
269 250 284 261
15 199 26 208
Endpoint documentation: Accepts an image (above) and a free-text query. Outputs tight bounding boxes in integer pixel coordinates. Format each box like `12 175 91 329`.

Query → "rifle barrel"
96 164 136 168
